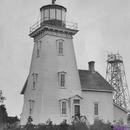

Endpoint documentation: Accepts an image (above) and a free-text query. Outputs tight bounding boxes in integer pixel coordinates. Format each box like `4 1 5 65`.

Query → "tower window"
60 100 67 116
32 73 38 90
94 103 98 115
29 99 35 115
58 72 66 88
36 41 42 58
56 39 64 55
61 74 65 86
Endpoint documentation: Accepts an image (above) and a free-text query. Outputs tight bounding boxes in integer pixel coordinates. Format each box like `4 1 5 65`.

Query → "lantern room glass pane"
44 9 49 20
41 10 44 22
62 10 66 22
50 9 55 19
56 9 62 20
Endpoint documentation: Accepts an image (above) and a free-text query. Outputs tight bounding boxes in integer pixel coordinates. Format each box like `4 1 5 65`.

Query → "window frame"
32 73 38 90
36 41 42 58
29 99 35 115
60 99 68 117
56 39 64 56
94 102 99 116
58 72 66 88
73 99 80 116
60 73 65 87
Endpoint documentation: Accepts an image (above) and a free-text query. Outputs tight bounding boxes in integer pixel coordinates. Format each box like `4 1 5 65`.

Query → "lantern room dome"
40 4 67 27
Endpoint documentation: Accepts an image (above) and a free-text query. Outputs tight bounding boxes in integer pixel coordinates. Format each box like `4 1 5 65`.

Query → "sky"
0 0 130 117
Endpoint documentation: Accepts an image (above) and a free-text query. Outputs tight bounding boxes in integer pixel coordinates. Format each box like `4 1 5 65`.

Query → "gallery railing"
30 19 78 33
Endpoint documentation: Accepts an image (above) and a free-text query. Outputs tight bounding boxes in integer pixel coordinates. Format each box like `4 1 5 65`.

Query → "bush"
6 118 115 130
90 118 112 130
72 122 89 130
60 119 69 130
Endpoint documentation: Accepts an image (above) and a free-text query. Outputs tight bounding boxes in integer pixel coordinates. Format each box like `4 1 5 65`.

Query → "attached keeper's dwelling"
20 0 128 125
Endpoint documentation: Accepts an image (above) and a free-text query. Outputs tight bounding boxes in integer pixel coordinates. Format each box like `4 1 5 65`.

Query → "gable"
69 94 83 100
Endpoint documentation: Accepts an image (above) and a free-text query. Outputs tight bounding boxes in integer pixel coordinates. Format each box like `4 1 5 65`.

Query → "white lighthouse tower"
21 0 82 125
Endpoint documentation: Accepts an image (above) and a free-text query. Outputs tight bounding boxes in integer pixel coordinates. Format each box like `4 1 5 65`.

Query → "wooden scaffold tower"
106 53 130 110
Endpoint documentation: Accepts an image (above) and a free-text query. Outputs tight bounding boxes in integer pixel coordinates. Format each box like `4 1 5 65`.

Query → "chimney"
88 61 95 72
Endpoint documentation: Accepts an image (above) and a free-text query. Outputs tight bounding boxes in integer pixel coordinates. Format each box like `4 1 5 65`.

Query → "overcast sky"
0 0 130 117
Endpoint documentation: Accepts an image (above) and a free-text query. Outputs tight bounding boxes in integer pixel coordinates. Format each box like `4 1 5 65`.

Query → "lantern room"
29 0 78 34
40 3 67 27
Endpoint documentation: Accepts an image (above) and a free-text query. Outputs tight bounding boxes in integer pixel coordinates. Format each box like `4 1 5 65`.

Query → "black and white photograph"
0 0 130 130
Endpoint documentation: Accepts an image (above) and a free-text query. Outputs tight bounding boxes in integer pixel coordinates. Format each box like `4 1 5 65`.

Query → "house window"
94 103 98 115
36 41 42 58
32 73 38 90
29 99 35 115
62 101 67 115
58 72 66 88
56 39 64 55
73 99 80 104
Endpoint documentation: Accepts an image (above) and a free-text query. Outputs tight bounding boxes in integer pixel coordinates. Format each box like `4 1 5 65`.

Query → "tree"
0 104 8 124
7 116 19 124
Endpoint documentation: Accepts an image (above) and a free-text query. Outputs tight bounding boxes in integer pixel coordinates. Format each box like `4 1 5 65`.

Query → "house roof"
21 77 28 94
78 70 114 92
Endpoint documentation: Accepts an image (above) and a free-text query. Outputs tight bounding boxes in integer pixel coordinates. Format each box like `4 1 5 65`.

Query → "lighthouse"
20 0 82 125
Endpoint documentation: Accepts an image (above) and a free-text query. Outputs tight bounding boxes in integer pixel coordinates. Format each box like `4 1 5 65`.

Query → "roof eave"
82 89 113 93
21 78 28 94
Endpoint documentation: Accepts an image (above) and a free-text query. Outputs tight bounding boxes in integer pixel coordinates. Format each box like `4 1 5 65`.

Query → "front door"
74 105 80 116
